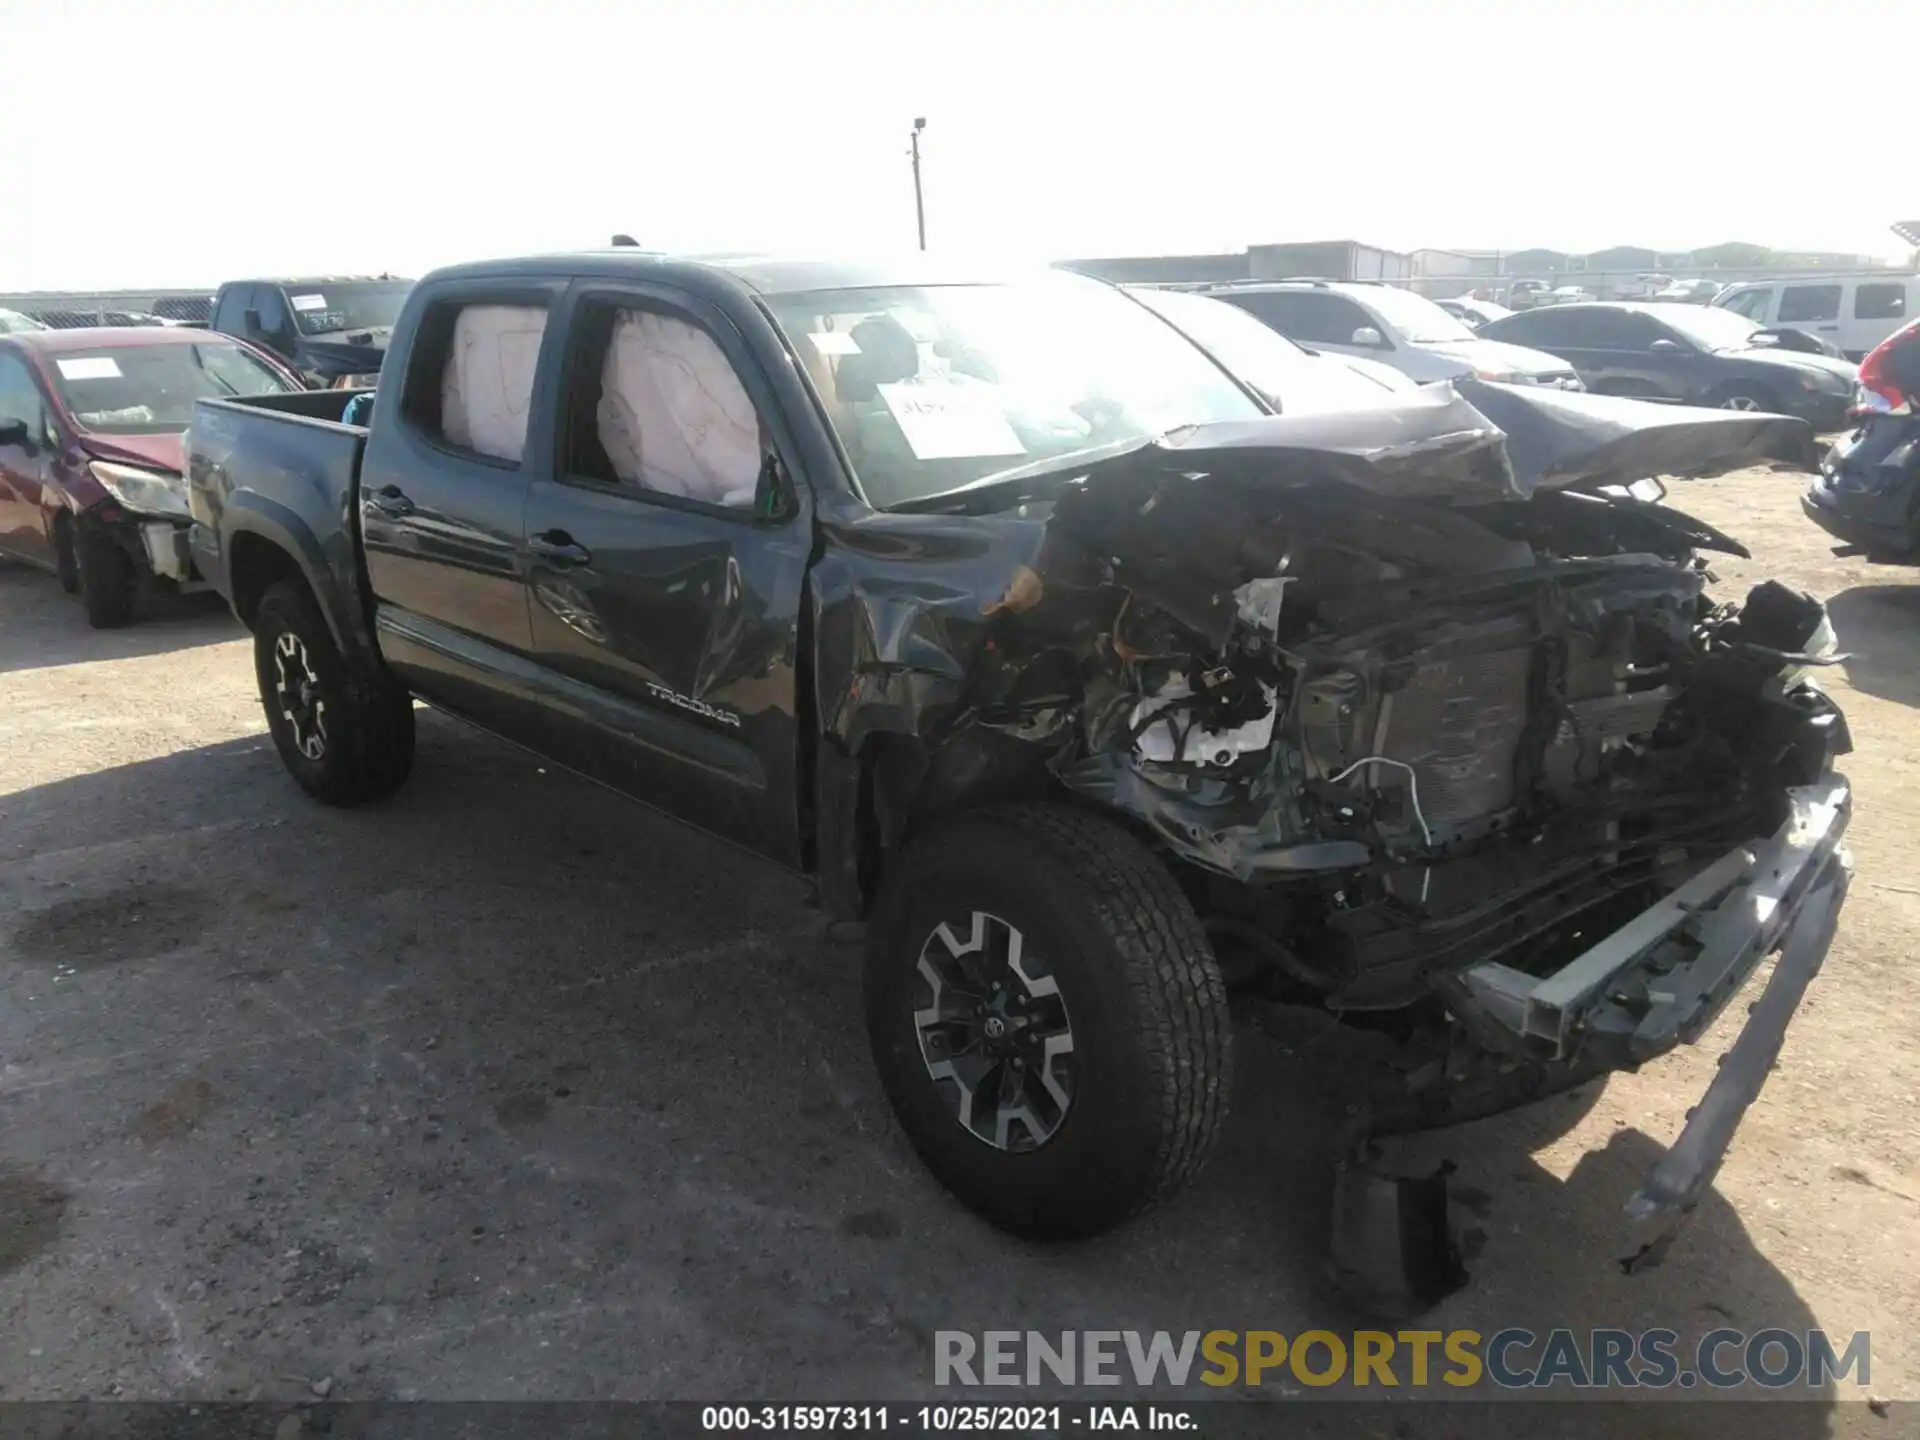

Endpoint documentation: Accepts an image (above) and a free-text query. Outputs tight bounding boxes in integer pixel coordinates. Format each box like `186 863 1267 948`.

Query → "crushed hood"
78 430 185 474
811 378 1818 762
900 377 1817 513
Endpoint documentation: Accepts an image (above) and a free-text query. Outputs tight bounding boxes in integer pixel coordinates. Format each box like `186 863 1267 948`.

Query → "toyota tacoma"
185 253 1853 1311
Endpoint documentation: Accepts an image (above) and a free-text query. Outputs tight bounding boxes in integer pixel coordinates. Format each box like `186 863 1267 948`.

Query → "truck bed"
187 390 377 662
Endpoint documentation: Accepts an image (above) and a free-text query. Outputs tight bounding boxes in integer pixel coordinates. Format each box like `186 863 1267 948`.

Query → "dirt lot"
0 469 1915 1430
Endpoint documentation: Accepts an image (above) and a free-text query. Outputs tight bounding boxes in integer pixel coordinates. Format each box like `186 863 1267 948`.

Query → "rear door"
1484 308 1685 398
0 350 54 566
358 279 566 738
517 280 812 865
1570 308 1700 400
1776 282 1844 349
1845 279 1912 359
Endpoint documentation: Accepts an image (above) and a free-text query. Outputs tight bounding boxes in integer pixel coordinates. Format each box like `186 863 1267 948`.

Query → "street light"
909 118 927 251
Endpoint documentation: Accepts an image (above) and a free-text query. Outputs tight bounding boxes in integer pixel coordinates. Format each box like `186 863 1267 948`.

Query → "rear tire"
865 803 1230 1240
253 580 415 805
75 525 135 628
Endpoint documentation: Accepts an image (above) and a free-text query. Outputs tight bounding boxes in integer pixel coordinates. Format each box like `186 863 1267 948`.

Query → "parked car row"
1199 279 1585 386
1475 302 1857 427
1187 282 1860 427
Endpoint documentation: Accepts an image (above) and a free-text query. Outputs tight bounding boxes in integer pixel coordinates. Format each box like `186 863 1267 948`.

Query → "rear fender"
222 493 378 668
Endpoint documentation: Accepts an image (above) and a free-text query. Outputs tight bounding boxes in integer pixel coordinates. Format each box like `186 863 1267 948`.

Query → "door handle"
529 530 592 567
366 485 414 518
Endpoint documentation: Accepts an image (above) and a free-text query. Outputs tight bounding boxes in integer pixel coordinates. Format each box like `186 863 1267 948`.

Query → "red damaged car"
0 327 299 626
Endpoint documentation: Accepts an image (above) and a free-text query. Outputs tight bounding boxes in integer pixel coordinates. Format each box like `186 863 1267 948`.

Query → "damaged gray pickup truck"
185 255 1853 1312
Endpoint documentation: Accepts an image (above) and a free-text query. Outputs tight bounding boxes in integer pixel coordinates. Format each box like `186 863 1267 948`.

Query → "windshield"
287 281 412 337
1353 286 1475 344
764 277 1262 509
1652 304 1763 352
48 341 293 433
1129 288 1400 413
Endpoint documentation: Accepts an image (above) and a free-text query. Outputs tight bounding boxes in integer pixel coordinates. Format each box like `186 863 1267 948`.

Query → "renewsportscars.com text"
934 1328 1871 1391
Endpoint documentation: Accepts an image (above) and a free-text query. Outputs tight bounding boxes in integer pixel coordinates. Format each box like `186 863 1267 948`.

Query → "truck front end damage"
811 381 1849 1309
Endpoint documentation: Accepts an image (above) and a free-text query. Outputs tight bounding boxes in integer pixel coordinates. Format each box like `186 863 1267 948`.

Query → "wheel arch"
816 728 1079 922
219 494 378 669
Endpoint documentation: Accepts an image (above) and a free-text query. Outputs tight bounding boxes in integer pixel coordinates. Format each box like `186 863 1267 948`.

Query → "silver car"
1124 285 1417 413
1207 279 1583 388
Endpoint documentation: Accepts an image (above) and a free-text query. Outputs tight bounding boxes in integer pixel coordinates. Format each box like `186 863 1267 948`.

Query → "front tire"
75 524 135 628
253 581 415 806
52 514 80 595
1710 383 1780 413
865 803 1230 1240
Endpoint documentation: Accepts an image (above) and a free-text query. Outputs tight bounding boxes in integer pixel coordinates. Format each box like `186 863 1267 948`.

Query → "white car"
1125 286 1416 413
1534 285 1594 308
1435 296 1514 330
0 308 47 335
1653 278 1722 305
1206 280 1583 388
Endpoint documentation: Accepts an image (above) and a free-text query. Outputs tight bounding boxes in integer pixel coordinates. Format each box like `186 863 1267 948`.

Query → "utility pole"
909 118 928 251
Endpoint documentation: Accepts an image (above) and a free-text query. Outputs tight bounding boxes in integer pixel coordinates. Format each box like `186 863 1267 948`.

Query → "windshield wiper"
887 436 1157 514
191 347 240 397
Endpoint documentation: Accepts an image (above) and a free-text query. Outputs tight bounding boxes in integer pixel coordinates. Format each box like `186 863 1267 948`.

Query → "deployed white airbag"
441 305 547 463
597 310 761 507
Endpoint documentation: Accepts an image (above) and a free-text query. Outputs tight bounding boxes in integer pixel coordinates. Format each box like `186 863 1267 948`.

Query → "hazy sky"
0 0 1904 289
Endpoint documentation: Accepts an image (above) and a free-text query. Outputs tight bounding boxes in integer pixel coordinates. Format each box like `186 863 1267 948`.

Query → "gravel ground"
0 468 1914 1433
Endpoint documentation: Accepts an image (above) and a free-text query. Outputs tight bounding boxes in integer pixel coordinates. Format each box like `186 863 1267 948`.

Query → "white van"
1713 274 1918 359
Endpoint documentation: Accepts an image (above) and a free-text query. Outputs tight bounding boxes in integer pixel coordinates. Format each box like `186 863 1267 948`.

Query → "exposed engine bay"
809 380 1850 1311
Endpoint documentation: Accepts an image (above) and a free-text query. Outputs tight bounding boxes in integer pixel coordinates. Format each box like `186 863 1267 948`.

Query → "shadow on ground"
0 719 1843 1430
1828 582 1920 709
0 559 239 676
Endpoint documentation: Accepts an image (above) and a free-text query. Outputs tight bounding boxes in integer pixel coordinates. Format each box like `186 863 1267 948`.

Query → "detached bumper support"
1451 777 1850 1062
1622 855 1849 1267
1333 778 1852 1312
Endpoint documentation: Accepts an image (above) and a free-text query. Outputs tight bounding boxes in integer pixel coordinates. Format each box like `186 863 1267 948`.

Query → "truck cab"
209 276 414 388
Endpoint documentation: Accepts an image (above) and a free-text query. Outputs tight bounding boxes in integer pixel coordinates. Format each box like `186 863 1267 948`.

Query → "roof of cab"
3 326 255 354
419 251 1059 298
218 276 414 290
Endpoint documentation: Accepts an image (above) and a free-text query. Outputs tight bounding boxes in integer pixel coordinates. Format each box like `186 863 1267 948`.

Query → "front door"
1554 308 1696 401
358 285 562 737
1776 282 1844 349
0 351 54 567
519 283 811 864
